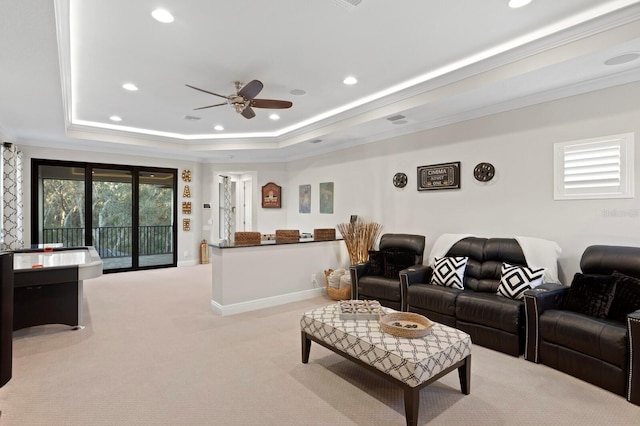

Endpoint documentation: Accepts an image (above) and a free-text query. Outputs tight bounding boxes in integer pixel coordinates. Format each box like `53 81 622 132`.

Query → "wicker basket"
275 229 300 243
234 232 261 245
324 269 351 300
379 312 434 338
314 228 336 241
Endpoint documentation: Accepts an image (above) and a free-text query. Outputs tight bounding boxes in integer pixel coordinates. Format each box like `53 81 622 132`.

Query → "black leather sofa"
350 233 425 311
402 237 560 356
524 245 640 405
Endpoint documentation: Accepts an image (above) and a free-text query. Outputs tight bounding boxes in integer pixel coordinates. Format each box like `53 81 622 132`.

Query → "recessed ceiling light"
109 115 122 122
290 89 307 96
343 76 358 85
214 125 224 131
604 52 640 66
122 83 138 91
508 0 532 8
309 139 323 144
151 9 174 23
269 114 280 120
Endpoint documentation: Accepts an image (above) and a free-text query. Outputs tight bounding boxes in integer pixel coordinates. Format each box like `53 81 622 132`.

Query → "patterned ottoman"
301 303 471 426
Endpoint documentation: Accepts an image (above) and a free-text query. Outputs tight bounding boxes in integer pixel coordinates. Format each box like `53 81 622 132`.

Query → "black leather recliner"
349 233 425 310
524 245 640 405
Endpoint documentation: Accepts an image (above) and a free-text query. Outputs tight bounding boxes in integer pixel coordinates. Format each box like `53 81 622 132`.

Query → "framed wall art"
299 184 311 213
319 182 334 214
262 182 281 208
417 162 461 191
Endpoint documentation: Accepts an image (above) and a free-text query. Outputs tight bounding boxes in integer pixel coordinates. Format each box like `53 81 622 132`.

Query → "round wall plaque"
473 163 495 182
393 172 407 188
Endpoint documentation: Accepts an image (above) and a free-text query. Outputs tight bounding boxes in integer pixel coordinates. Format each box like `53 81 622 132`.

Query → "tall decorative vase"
336 220 382 264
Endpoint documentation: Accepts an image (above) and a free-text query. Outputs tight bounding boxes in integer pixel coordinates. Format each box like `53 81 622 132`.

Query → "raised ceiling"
1 0 640 163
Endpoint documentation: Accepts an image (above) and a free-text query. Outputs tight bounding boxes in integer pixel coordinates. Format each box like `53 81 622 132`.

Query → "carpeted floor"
0 264 638 425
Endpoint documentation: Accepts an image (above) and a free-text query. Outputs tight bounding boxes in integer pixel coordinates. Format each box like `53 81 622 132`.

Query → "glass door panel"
91 168 133 270
138 171 175 267
38 165 86 247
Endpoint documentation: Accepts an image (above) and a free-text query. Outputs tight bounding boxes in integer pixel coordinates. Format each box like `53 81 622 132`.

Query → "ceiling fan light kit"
186 79 292 119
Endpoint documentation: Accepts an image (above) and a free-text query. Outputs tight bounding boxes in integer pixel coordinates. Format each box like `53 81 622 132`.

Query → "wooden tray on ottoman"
380 312 434 338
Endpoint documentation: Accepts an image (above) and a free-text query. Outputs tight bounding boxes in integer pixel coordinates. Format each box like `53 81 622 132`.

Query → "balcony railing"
42 226 174 259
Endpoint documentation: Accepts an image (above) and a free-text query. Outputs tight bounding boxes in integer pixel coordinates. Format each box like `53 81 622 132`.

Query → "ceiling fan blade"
238 80 263 100
251 99 293 109
241 106 256 119
193 102 228 110
185 84 230 99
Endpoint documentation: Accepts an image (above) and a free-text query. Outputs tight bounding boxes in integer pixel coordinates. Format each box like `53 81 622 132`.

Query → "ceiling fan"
185 80 292 119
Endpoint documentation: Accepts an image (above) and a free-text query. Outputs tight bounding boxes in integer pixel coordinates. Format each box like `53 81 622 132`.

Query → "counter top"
210 237 342 249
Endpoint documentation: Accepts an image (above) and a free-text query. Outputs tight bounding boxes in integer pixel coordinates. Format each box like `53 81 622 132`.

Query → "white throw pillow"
328 269 346 288
430 257 468 289
496 263 545 300
339 273 351 289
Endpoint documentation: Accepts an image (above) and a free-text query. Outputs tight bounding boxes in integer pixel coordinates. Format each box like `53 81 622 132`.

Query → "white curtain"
2 142 24 250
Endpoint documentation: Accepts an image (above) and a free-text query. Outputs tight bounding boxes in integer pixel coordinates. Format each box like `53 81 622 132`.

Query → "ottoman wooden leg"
403 387 419 426
458 355 471 395
301 331 312 363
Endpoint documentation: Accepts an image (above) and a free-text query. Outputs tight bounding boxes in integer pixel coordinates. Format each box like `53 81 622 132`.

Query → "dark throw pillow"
367 250 385 276
563 273 616 318
382 248 415 279
607 271 640 323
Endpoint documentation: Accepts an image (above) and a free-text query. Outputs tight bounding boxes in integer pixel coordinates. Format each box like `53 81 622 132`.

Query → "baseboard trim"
177 259 199 267
210 287 326 316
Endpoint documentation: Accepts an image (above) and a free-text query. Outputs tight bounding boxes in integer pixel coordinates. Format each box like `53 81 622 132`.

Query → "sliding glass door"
32 160 177 272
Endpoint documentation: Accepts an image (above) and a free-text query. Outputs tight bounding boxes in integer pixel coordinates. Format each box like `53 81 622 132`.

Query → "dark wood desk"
12 247 102 330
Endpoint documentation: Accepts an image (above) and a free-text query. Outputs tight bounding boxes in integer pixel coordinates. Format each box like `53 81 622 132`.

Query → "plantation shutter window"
554 133 634 200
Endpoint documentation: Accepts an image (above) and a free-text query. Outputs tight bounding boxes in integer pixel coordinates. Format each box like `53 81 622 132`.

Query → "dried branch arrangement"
337 220 382 264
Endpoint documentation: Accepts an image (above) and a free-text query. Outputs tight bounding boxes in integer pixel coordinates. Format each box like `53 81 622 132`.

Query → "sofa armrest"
628 309 640 405
349 262 370 300
536 282 565 293
525 284 567 312
399 264 431 311
523 285 568 362
402 264 431 285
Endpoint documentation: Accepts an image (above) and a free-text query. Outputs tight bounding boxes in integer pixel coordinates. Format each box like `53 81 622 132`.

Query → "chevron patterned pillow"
430 256 468 289
496 263 545 300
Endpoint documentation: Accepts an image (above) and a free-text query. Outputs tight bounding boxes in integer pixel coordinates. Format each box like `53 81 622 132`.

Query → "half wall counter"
209 238 348 316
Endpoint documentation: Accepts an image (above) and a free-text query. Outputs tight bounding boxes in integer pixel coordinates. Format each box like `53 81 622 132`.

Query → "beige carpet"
0 264 638 425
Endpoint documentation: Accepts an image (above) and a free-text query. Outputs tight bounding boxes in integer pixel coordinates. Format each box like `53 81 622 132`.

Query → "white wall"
15 81 640 279
283 81 640 283
19 146 204 265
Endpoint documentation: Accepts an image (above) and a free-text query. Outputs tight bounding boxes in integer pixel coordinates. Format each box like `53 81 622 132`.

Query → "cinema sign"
417 162 461 191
